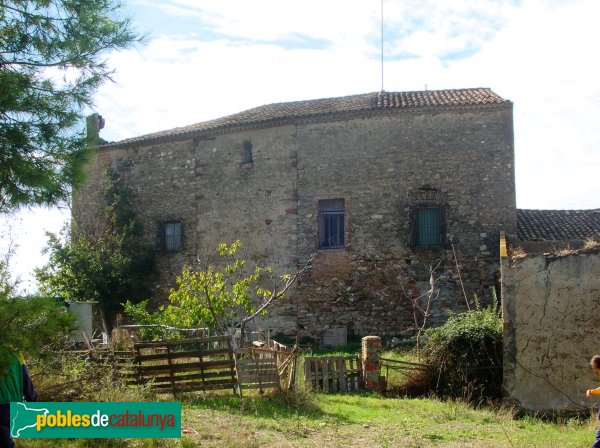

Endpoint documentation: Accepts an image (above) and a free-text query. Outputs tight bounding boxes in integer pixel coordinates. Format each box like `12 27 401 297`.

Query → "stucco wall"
503 248 600 411
75 103 516 338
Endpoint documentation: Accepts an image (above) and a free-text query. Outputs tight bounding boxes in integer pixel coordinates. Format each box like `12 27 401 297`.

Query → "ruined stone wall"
502 248 600 411
76 104 515 337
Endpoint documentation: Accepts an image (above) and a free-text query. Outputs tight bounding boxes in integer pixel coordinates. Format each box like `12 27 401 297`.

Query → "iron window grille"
410 187 446 248
159 221 183 251
318 199 345 249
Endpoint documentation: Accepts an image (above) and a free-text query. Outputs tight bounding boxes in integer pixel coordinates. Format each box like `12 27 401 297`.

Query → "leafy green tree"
0 220 20 297
0 229 77 372
0 0 140 211
0 295 78 364
125 242 312 344
36 169 154 327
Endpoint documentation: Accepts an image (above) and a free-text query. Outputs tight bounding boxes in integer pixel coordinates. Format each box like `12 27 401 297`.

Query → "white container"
67 301 97 343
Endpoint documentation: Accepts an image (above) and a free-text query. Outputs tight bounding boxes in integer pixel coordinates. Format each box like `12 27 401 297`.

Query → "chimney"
86 113 105 147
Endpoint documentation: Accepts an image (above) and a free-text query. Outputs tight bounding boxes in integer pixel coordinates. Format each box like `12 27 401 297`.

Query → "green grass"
15 348 597 447
183 392 597 447
15 390 597 447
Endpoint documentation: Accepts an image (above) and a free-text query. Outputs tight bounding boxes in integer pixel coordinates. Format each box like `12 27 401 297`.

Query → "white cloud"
93 0 600 210
7 0 600 290
158 0 379 43
386 0 511 59
88 0 600 211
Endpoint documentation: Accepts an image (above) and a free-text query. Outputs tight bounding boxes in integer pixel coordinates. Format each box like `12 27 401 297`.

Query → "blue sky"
3 0 600 292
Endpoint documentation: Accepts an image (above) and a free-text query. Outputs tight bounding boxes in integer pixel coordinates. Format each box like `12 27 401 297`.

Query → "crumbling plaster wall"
503 248 600 411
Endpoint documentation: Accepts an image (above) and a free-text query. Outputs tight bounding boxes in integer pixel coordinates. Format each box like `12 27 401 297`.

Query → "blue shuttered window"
416 207 442 247
318 199 345 249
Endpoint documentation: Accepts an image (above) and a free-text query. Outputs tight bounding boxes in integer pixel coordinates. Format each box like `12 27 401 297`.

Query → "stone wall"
502 247 600 411
293 107 515 337
76 103 515 338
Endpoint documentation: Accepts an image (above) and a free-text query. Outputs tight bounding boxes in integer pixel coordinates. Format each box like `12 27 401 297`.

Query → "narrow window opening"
411 188 446 248
318 199 345 249
241 140 253 165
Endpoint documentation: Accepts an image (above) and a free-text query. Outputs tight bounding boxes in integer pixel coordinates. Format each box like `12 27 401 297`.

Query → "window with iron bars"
159 221 183 251
318 199 345 249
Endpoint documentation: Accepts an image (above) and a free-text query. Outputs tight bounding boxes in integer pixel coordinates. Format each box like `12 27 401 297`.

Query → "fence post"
362 336 382 392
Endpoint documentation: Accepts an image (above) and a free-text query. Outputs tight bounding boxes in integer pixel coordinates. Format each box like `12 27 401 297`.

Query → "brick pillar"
362 336 382 392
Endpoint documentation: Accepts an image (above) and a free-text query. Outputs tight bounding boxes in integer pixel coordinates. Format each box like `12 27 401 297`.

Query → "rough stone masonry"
75 89 517 340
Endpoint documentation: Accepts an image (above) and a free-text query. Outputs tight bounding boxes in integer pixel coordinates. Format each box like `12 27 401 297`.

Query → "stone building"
76 88 517 340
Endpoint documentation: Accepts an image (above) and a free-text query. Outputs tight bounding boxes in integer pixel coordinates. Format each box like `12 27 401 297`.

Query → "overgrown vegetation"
124 242 310 344
423 297 503 401
36 169 155 327
16 389 598 447
0 295 77 360
31 353 153 404
0 228 78 371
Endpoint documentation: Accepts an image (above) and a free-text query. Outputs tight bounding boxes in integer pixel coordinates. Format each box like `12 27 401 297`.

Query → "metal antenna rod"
381 0 384 92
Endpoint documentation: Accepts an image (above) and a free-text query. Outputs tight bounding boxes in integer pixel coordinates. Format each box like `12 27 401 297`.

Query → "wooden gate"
304 356 363 392
235 345 298 394
380 357 433 394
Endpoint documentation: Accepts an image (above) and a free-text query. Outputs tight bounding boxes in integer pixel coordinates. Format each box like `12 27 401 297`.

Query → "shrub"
423 304 502 401
31 352 153 403
0 295 78 371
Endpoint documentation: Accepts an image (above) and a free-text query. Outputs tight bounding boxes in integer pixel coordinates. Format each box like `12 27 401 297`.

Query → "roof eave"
99 100 512 151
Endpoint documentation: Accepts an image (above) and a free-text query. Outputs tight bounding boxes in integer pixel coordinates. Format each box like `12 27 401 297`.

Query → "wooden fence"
380 357 433 394
304 356 363 392
122 336 298 395
133 335 237 393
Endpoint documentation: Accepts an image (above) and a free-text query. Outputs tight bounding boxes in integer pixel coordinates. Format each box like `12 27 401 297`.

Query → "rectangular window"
241 140 253 165
160 221 182 251
318 199 345 249
416 207 442 246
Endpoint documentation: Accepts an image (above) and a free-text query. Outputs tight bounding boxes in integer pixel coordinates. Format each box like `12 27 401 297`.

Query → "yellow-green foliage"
125 242 286 337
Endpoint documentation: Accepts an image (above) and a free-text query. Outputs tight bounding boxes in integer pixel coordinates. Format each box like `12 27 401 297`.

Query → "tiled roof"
104 88 508 147
517 209 600 241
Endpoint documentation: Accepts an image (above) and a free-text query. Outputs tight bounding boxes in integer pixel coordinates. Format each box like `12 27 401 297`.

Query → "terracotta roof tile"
375 89 505 109
517 209 600 241
104 88 508 147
